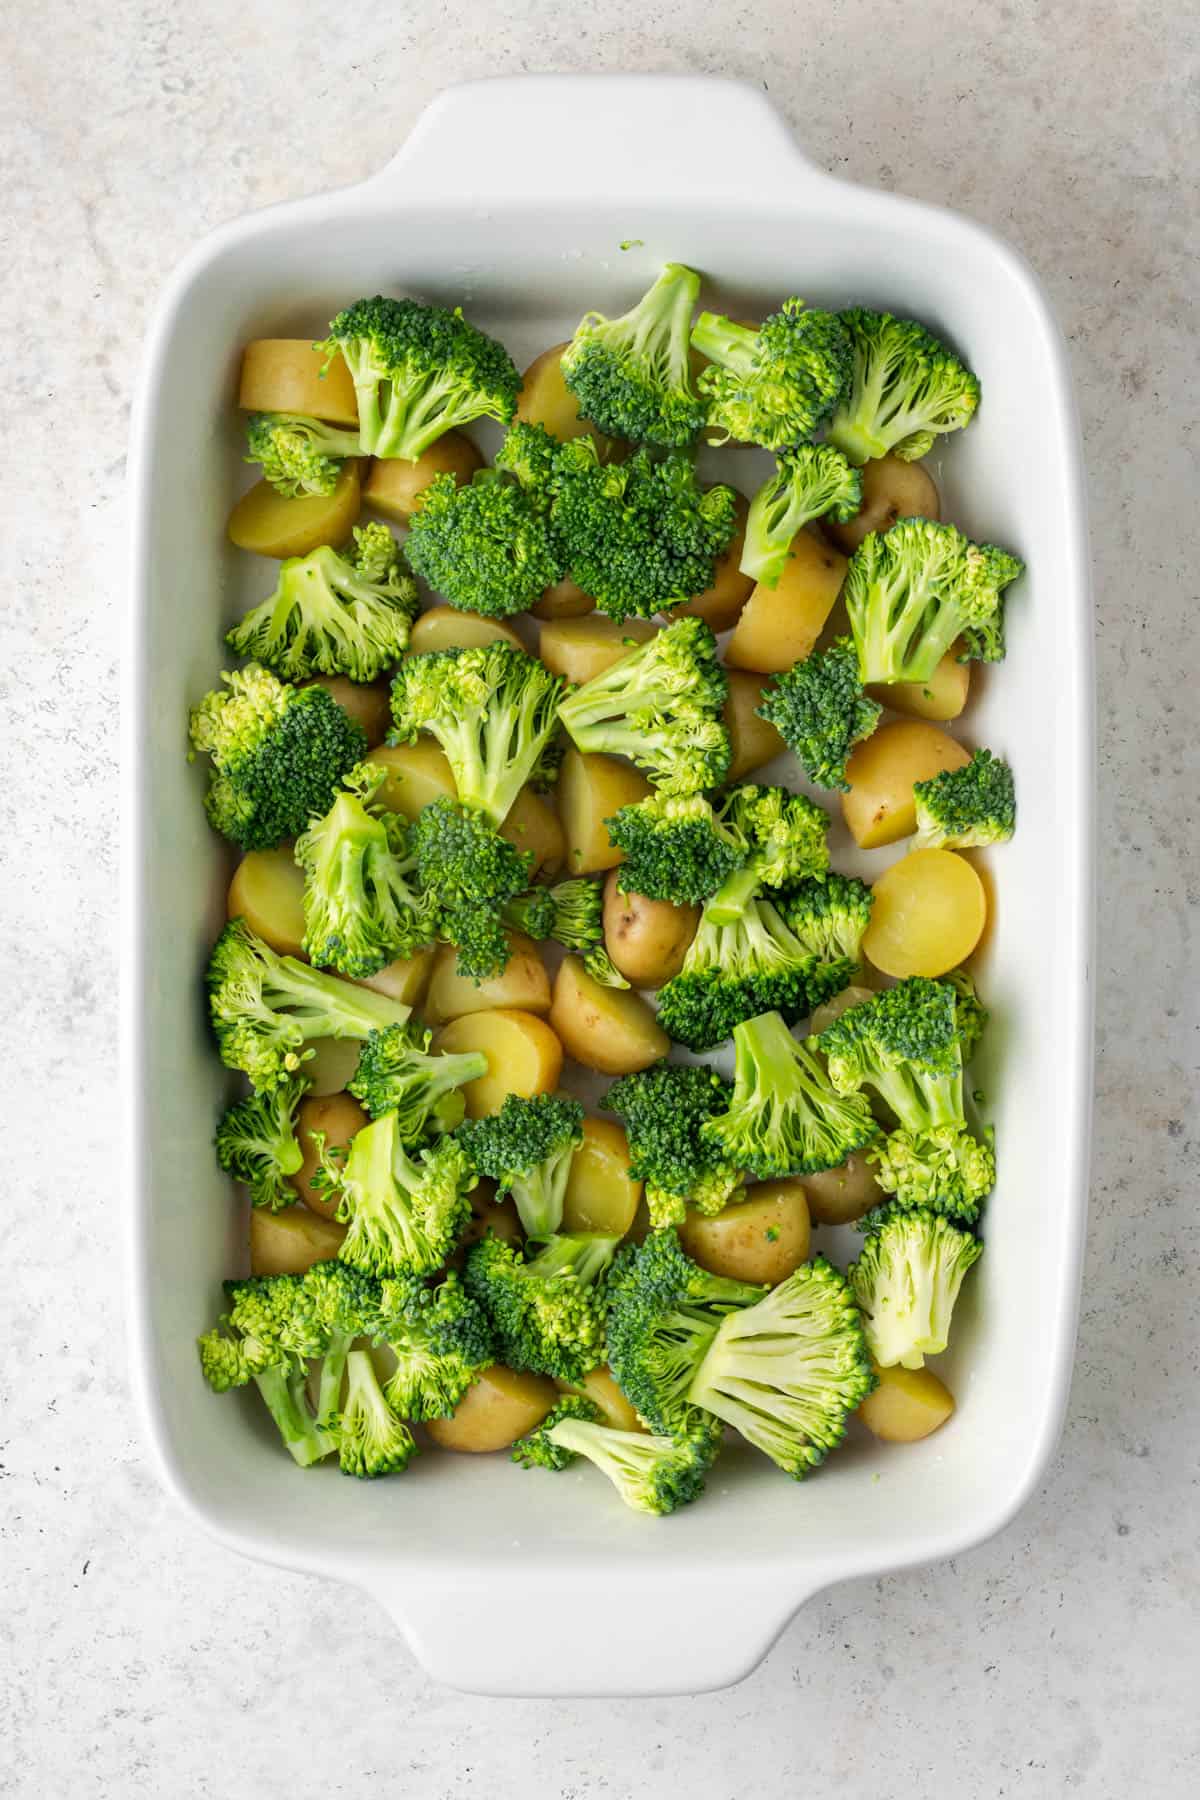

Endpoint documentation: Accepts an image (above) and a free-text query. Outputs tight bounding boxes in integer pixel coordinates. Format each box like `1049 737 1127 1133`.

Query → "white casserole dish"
124 73 1094 1697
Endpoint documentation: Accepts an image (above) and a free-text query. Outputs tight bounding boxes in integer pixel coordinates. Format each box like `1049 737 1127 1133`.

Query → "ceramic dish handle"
367 74 834 205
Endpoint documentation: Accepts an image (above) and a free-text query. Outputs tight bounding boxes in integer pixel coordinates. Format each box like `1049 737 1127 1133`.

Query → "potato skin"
809 984 877 1035
249 1204 346 1275
802 1152 883 1226
724 670 785 781
425 1364 559 1452
602 872 698 988
424 935 551 1025
823 453 940 555
238 339 358 425
363 431 481 522
842 720 972 849
868 645 969 723
302 1038 363 1097
291 1092 368 1217
556 1367 642 1432
678 1180 810 1286
561 1117 641 1237
408 606 523 654
516 342 604 447
549 957 669 1075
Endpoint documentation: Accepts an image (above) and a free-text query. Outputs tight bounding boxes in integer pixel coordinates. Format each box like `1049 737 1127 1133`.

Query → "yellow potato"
368 740 455 817
291 1091 368 1218
562 1117 642 1237
859 1363 955 1441
238 339 359 426
363 430 482 521
725 531 847 673
500 787 565 882
602 871 697 988
538 615 657 687
842 720 972 849
516 342 603 446
723 669 785 781
809 984 877 1035
864 849 986 978
549 957 669 1075
556 1367 643 1433
868 645 970 723
432 1010 563 1117
354 946 436 1009
531 576 596 621
802 1153 883 1226
425 935 551 1025
823 454 940 556
228 848 307 957
303 1038 363 1096
425 1363 559 1452
458 1181 523 1253
249 1203 346 1275
408 606 523 655
557 748 652 875
678 1181 810 1286
298 674 391 748
227 464 361 559
666 493 753 633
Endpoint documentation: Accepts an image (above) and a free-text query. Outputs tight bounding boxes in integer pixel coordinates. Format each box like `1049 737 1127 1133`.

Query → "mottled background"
2 2 1197 1794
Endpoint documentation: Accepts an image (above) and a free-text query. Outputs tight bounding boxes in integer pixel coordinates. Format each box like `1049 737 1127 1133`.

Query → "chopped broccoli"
688 1256 876 1477
551 437 738 621
740 444 863 587
348 1020 487 1136
374 1271 495 1419
560 262 706 447
556 616 730 793
411 797 533 981
605 1062 743 1228
214 1073 307 1210
544 1415 723 1515
913 747 1015 849
701 1010 879 1178
404 469 564 617
502 878 627 987
463 1232 620 1382
225 524 419 683
456 1093 585 1239
604 1229 765 1435
207 918 412 1092
849 1208 983 1368
335 1348 417 1478
197 1270 336 1467
776 874 874 967
845 518 1025 685
944 967 988 1061
390 644 563 824
692 300 853 450
243 411 363 498
605 792 743 905
703 784 831 923
188 665 367 850
757 639 882 791
298 1258 383 1429
827 308 981 467
321 1114 473 1277
295 776 438 978
656 899 846 1053
493 419 564 498
316 296 520 460
511 1393 603 1471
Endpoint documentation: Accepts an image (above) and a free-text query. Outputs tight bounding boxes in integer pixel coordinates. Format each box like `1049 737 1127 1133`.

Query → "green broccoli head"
456 1093 585 1239
373 1271 496 1420
316 296 520 461
704 783 832 923
334 1348 418 1478
849 1207 983 1368
348 1020 487 1137
551 438 738 621
243 411 362 498
544 1414 724 1515
560 262 706 447
605 792 743 906
827 308 981 466
411 797 533 981
188 665 367 850
511 1393 603 1471
689 1256 876 1477
692 300 853 450
741 444 863 587
323 1113 473 1277
757 639 882 792
913 747 1016 849
493 419 564 499
294 784 438 978
463 1232 620 1383
606 1061 743 1228
404 469 565 617
845 518 1024 686
207 918 413 1092
214 1073 307 1210
776 873 874 966
869 1123 996 1224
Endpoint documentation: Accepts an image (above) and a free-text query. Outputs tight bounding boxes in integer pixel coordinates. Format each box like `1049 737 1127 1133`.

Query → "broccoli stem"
252 1365 334 1467
315 1330 356 1431
689 314 758 377
826 415 885 468
704 862 762 925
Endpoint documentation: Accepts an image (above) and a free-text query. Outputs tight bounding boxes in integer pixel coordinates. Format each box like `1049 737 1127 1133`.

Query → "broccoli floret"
605 792 743 905
556 616 730 793
188 665 367 850
243 411 363 498
656 899 846 1052
321 1113 473 1277
551 438 738 620
845 518 1025 685
692 300 853 450
295 778 438 978
688 1256 875 1477
757 639 882 792
214 1073 307 1210
225 524 419 683
944 967 989 1061
703 784 832 922
412 797 532 981
605 1062 743 1228
701 1011 879 1178
374 1271 495 1420
511 1394 603 1471
849 1208 983 1368
197 1270 336 1467
404 469 565 617
294 1258 382 1429
456 1093 585 1239
493 419 565 497
913 748 1015 849
334 1348 417 1478
869 1125 996 1222
560 262 706 447
463 1232 620 1382
207 918 412 1092
316 296 520 461
740 445 862 588
348 1020 487 1136
391 644 563 824
502 878 627 988
827 308 981 467
604 1229 765 1436
545 1415 723 1515
777 874 874 967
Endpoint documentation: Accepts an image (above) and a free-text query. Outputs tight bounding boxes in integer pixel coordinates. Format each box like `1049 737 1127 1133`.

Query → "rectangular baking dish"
124 73 1093 1697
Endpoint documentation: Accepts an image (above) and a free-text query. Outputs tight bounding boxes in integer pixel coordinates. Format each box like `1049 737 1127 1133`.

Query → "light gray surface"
2 3 1197 1795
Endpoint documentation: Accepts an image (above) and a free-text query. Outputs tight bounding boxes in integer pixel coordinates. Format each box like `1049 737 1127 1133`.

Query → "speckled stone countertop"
2 4 1196 1795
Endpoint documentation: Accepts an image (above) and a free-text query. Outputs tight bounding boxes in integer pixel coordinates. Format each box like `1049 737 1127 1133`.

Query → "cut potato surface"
602 871 698 988
822 453 940 556
557 747 652 874
425 1364 559 1452
679 1180 810 1287
363 430 481 521
864 849 986 977
368 740 456 817
354 946 435 1009
516 342 604 447
249 1203 346 1276
432 1010 564 1117
291 1091 368 1217
408 606 523 655
425 935 551 1025
227 463 361 558
238 339 359 426
726 530 847 673
843 720 972 849
724 669 785 781
859 1364 955 1441
539 615 657 687
500 787 565 882
869 644 969 722
227 848 307 958
562 1117 642 1237
303 1037 363 1097
549 957 669 1074
666 492 753 634
299 674 391 747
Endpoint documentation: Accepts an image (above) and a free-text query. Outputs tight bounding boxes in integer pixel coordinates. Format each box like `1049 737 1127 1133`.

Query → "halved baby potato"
227 463 361 559
227 847 307 958
867 645 970 723
842 720 972 849
249 1203 346 1275
516 342 604 447
549 957 669 1075
859 1363 955 1441
291 1091 368 1217
723 669 785 781
822 453 940 555
561 1117 642 1237
302 1038 363 1097
432 1010 564 1117
809 984 876 1036
458 1181 523 1253
408 606 523 655
238 339 358 425
556 1366 643 1433
678 1180 810 1287
354 946 436 1009
363 430 482 522
802 1153 883 1226
425 1363 559 1452
424 935 551 1025
500 787 566 883
530 576 595 621
557 748 652 875
863 849 986 978
725 531 847 673
367 740 455 817
538 615 657 687
602 871 698 988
